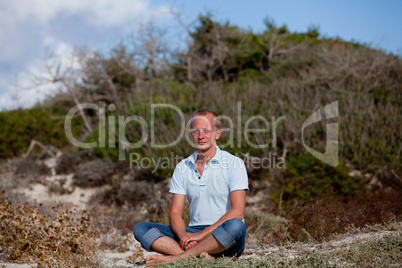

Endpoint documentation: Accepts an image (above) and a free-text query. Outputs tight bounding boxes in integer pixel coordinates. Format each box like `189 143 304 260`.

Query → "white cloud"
0 0 173 111
1 41 82 110
0 0 170 29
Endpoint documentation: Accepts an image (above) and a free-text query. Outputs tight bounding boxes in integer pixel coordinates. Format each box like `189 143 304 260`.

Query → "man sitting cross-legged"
133 108 248 266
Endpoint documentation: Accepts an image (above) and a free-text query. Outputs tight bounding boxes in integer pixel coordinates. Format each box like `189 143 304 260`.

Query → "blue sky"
157 0 402 53
0 0 401 111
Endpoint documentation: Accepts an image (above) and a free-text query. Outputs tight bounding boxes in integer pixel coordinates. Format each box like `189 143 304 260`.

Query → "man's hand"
184 241 198 250
179 232 206 250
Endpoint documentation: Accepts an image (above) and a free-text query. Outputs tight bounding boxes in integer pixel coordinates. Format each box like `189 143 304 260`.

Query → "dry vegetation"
0 191 99 266
162 230 402 268
285 187 402 242
0 163 401 267
0 149 400 266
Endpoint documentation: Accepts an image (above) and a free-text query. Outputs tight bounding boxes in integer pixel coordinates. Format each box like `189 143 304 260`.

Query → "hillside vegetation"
1 14 401 267
2 16 400 204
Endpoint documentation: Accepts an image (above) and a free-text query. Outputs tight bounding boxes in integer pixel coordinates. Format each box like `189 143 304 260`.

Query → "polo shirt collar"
186 145 222 165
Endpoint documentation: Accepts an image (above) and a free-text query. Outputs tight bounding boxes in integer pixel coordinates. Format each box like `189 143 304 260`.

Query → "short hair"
190 108 221 130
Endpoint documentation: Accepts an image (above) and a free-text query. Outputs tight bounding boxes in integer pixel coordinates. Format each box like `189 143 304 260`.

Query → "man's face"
190 114 221 152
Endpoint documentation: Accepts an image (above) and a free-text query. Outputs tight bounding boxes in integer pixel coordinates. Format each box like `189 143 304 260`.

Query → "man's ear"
215 130 222 140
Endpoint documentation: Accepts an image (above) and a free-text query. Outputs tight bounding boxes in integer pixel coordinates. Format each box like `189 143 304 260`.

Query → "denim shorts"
133 218 246 257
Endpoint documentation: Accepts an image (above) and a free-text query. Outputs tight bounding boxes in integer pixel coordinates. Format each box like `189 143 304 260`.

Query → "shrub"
92 178 169 211
271 152 365 207
12 158 50 186
0 108 82 159
285 187 402 241
55 155 81 174
73 159 114 187
116 180 154 206
0 191 99 266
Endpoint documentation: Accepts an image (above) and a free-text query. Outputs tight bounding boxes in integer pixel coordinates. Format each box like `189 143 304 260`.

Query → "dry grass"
285 187 402 242
324 232 402 267
0 190 99 266
162 226 402 268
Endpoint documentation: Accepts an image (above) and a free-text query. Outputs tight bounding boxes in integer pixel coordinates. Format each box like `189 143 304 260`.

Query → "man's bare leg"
149 236 184 256
146 234 224 266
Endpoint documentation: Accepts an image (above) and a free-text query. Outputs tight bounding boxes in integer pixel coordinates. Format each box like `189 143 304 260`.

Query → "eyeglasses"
190 129 214 135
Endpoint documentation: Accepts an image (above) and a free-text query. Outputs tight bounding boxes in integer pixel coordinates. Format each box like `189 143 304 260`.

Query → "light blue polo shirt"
169 146 249 226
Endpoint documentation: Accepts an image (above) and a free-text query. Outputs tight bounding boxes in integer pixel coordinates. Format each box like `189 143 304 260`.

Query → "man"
133 109 248 266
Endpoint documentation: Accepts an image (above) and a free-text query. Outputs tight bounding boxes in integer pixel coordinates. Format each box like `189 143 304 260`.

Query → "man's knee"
221 218 246 240
133 222 149 241
133 222 170 251
211 218 246 256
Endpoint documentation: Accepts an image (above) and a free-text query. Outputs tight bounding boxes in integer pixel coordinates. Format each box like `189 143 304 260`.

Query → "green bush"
0 107 82 159
271 152 364 206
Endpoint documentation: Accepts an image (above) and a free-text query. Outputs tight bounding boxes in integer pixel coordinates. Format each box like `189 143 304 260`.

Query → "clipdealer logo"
64 101 339 167
302 101 339 167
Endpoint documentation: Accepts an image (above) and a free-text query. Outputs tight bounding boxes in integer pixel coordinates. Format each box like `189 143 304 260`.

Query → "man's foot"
146 252 214 266
200 252 214 260
146 254 176 267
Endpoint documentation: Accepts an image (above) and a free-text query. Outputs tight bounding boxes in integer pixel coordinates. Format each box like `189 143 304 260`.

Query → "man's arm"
169 193 187 240
179 189 246 249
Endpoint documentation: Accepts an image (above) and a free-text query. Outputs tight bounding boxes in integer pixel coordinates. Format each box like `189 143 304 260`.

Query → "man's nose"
197 132 206 139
